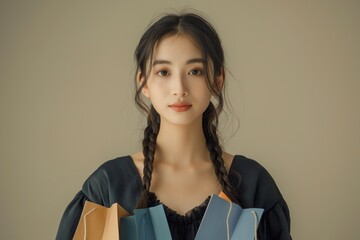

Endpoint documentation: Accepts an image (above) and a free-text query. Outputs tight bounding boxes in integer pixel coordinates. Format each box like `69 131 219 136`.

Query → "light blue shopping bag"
195 194 264 240
120 204 172 240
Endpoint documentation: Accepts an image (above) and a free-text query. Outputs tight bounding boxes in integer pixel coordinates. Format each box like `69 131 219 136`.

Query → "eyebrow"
152 58 205 66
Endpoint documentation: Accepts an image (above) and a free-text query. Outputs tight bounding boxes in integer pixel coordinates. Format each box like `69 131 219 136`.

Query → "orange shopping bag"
73 200 130 240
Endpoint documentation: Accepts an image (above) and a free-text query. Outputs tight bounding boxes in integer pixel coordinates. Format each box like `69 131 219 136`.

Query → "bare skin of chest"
150 163 222 215
132 152 234 215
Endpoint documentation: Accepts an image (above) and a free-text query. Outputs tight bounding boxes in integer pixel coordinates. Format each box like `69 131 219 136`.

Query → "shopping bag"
195 194 264 240
120 204 172 240
73 200 130 240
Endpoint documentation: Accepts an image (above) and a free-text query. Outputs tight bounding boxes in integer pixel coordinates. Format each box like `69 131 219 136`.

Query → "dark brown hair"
134 12 242 208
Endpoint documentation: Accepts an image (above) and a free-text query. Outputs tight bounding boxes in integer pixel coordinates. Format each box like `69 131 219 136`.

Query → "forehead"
152 34 203 61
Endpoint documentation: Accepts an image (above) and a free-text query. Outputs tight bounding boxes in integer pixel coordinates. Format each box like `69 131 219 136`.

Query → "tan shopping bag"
73 200 130 240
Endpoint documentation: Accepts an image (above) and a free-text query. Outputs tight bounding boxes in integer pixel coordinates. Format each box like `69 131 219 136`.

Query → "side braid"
136 106 160 208
203 103 242 205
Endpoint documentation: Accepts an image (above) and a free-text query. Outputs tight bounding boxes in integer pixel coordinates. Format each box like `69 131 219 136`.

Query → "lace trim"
147 192 210 226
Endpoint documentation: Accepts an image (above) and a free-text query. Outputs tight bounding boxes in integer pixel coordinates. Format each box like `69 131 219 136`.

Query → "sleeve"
55 191 87 240
55 169 108 240
258 199 292 240
230 156 292 240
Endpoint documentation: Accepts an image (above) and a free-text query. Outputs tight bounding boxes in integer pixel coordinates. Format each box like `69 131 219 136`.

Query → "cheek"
197 82 212 98
147 84 167 103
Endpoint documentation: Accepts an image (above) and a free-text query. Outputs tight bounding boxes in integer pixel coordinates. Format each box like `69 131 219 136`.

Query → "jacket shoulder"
82 156 142 211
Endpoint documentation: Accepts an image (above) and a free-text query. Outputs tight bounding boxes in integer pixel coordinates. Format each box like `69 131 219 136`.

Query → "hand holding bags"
195 194 264 240
73 201 130 240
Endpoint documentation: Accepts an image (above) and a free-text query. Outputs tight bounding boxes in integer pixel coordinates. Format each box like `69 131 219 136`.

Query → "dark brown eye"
189 69 202 75
157 70 169 76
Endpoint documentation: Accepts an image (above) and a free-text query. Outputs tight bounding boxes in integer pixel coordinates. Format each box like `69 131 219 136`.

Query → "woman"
56 12 291 240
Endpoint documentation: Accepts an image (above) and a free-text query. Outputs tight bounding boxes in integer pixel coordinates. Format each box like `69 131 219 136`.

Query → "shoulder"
81 155 142 210
230 154 269 177
229 155 284 210
85 155 138 182
131 151 144 178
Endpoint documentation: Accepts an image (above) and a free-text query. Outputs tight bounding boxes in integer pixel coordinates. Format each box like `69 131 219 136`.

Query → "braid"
203 103 243 205
136 106 160 208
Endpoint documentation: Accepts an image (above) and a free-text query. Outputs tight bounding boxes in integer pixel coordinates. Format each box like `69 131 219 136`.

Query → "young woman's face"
140 34 215 126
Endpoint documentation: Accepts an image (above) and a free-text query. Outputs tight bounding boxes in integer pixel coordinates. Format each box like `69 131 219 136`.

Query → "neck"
155 117 210 166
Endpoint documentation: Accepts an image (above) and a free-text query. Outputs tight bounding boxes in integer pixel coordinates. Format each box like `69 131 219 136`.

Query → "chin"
161 115 203 127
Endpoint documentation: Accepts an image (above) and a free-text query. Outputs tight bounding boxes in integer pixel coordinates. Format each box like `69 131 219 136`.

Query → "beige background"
1 0 359 239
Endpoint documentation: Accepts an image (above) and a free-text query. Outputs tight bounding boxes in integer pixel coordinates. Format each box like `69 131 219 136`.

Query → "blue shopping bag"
120 204 172 240
195 194 264 240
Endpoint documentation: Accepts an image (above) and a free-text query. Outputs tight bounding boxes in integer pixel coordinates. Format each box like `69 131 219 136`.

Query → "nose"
172 73 188 96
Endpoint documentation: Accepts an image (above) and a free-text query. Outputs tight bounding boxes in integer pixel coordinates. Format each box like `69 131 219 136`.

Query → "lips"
169 102 192 112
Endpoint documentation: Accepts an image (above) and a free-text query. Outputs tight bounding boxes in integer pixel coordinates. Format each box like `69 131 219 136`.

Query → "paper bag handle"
83 207 97 240
251 210 258 240
226 201 232 240
225 203 259 240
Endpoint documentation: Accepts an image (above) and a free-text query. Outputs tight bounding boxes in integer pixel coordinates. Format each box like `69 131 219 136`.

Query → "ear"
214 67 224 93
137 70 150 98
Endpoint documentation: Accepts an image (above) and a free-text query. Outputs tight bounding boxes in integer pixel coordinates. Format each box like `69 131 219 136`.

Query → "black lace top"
56 155 292 240
147 192 210 240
